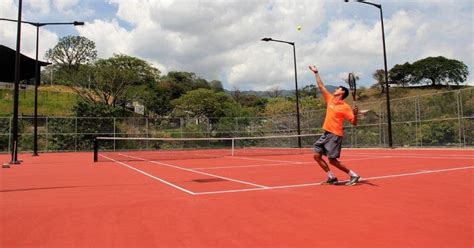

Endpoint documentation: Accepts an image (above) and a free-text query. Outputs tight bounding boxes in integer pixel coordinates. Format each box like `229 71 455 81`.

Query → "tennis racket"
348 72 356 105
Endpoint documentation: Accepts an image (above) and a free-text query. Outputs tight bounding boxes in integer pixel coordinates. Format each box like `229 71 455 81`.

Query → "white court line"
365 166 474 180
193 156 389 170
230 155 306 164
192 161 298 170
193 165 474 195
388 156 474 160
118 153 269 189
99 154 196 195
343 153 474 158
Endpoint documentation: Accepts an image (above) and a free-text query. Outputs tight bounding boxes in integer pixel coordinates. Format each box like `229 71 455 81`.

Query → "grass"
0 85 78 117
345 85 472 110
0 84 471 117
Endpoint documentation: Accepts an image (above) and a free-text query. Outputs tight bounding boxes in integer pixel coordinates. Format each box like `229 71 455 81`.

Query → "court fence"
0 88 472 153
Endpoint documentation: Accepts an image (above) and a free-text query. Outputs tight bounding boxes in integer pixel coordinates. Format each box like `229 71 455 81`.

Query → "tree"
230 88 266 109
171 88 240 122
163 71 210 98
76 54 160 108
143 72 217 116
299 85 318 98
209 80 224 92
263 97 294 116
389 62 414 87
45 35 97 70
45 36 97 85
266 86 284 98
411 56 469 86
142 82 174 116
372 69 386 94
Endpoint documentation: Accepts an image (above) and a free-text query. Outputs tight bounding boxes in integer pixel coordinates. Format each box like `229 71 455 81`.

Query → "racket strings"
348 73 356 91
348 73 357 102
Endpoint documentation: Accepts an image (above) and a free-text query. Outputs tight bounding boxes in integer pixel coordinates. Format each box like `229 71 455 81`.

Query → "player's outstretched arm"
309 65 329 96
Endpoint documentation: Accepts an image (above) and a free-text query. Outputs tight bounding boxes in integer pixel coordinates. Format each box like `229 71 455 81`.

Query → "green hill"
0 85 78 117
0 84 470 117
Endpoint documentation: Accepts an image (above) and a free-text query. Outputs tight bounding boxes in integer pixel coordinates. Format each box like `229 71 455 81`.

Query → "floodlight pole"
6 0 23 165
261 38 302 147
0 18 84 156
33 25 40 156
32 21 84 156
344 0 393 147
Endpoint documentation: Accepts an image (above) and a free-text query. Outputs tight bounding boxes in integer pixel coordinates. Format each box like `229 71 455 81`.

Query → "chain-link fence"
341 88 473 147
0 88 472 152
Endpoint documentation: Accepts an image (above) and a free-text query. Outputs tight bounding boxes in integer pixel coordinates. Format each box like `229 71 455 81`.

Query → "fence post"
75 117 78 152
379 102 384 147
417 97 422 148
113 117 116 150
146 117 149 138
145 117 149 149
460 90 466 145
180 117 184 138
350 124 354 148
415 96 419 147
45 117 49 151
456 90 463 146
8 116 12 153
235 117 238 137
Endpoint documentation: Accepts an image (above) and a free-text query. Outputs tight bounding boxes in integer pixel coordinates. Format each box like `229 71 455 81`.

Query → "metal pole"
33 25 40 156
1 19 83 157
10 0 23 164
380 6 393 148
261 38 302 147
415 96 419 146
113 118 116 150
344 1 393 147
75 117 78 152
292 43 302 147
456 91 462 146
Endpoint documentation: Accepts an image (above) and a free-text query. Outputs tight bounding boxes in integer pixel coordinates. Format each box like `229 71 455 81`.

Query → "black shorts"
313 131 343 159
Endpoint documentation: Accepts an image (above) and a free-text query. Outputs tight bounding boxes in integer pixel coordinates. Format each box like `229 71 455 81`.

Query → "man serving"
309 65 361 186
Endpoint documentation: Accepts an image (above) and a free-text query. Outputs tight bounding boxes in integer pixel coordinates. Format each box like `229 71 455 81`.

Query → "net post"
93 137 98 162
231 138 235 156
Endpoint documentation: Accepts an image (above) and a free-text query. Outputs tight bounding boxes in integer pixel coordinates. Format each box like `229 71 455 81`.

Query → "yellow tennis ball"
297 25 302 31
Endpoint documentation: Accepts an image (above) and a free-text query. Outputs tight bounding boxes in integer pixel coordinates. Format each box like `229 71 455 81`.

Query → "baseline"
193 165 474 195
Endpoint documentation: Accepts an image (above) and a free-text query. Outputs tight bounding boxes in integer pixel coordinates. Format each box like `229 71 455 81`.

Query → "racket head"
348 72 356 101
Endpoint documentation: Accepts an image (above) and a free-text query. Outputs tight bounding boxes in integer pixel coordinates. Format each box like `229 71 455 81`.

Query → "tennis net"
93 133 321 162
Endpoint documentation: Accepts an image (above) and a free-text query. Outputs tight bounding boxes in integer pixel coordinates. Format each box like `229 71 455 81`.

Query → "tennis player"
309 65 361 186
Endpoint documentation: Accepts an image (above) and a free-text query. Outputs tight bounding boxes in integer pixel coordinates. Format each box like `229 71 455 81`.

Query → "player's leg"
325 133 360 185
328 158 350 173
313 133 338 184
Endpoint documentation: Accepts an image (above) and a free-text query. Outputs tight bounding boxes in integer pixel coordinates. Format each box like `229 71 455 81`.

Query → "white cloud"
53 0 80 12
2 0 472 89
84 0 325 89
27 0 51 15
77 19 132 58
0 0 18 19
1 24 59 61
108 0 152 26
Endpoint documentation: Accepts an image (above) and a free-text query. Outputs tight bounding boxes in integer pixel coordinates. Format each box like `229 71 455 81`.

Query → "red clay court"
1 148 473 247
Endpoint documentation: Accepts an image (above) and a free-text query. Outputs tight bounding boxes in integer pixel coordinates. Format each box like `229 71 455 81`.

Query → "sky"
1 0 473 90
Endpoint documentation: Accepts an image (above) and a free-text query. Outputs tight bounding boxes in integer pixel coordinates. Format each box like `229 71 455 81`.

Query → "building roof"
0 44 51 83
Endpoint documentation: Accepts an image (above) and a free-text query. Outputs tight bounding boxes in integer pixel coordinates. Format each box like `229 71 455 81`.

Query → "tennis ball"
297 25 301 31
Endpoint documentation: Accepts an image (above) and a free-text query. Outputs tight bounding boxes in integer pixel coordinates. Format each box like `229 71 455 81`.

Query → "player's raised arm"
309 65 330 97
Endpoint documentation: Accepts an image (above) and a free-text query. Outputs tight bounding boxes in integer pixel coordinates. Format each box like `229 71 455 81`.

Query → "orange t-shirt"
322 90 355 137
